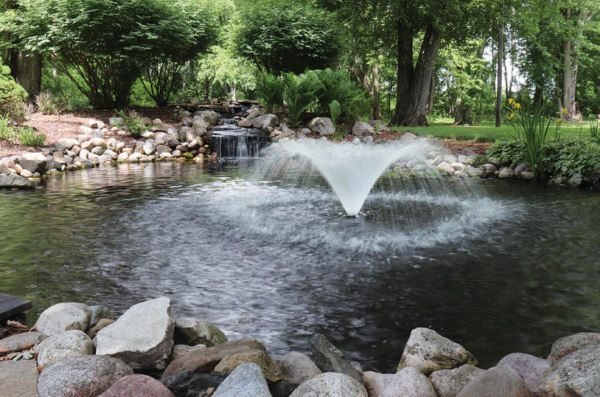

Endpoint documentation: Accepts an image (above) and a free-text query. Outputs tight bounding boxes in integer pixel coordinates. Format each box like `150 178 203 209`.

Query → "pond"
1 161 599 373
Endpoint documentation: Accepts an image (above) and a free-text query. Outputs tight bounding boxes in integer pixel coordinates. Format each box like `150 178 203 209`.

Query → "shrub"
115 109 151 138
329 100 341 126
487 140 527 166
255 73 284 114
0 115 17 143
540 139 600 177
307 69 365 119
0 65 28 120
282 72 321 128
16 126 46 146
35 92 68 115
231 0 344 75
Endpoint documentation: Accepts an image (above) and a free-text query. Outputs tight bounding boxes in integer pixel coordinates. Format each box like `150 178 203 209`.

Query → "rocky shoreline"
1 297 598 397
1 107 598 191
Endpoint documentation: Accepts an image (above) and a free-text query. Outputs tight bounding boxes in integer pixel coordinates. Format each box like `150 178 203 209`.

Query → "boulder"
239 119 253 128
36 330 94 367
37 356 133 397
0 360 40 397
193 111 218 126
280 352 322 384
23 152 46 161
246 108 261 120
89 305 115 328
497 353 550 390
174 318 228 347
162 338 266 378
281 125 296 138
90 138 107 149
380 366 437 397
442 154 458 163
214 349 283 383
310 333 363 382
521 171 535 180
34 303 92 336
308 117 335 135
363 372 394 397
548 333 600 362
499 168 515 179
289 373 368 397
534 344 600 396
352 121 375 137
568 173 583 187
255 114 279 130
515 162 529 178
95 297 175 370
401 132 417 142
484 164 498 174
456 366 534 397
99 374 175 397
461 148 475 156
143 140 156 155
58 138 76 150
0 331 46 352
161 370 228 397
212 363 271 397
169 344 206 362
157 145 173 155
21 169 34 178
397 328 477 375
429 364 485 397
88 318 115 339
0 173 36 189
368 120 390 133
467 168 485 177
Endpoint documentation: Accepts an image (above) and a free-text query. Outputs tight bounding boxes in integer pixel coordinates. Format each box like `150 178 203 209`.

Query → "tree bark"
351 55 382 121
9 51 42 103
427 70 437 115
496 22 503 128
390 23 442 126
371 63 382 120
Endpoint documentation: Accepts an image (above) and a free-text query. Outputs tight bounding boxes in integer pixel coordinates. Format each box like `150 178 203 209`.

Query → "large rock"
37 356 133 397
429 364 485 397
380 366 437 397
0 360 40 397
0 173 36 189
499 167 515 179
20 159 47 174
212 363 271 397
193 111 218 126
35 303 92 336
143 140 156 155
534 344 600 396
352 121 375 137
215 349 283 383
368 120 390 133
515 163 529 178
0 331 46 352
456 366 534 397
289 373 368 397
96 297 175 370
363 372 394 397
99 374 175 397
163 338 267 378
36 330 94 367
497 353 550 390
307 117 335 135
310 333 363 382
169 344 206 362
174 318 228 347
255 114 279 130
398 328 477 375
280 352 321 384
161 371 229 397
548 333 600 362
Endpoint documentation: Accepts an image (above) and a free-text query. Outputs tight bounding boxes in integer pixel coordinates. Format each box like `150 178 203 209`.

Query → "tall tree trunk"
390 23 442 126
10 52 43 103
351 55 382 121
533 83 543 111
427 70 437 115
371 63 382 120
496 22 503 127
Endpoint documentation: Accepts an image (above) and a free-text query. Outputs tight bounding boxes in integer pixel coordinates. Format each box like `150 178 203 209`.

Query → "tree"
231 0 344 75
10 0 207 108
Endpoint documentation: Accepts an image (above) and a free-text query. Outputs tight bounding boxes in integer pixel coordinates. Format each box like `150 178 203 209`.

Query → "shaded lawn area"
389 122 594 142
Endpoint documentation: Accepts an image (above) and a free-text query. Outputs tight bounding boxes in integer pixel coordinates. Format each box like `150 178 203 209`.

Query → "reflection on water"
1 162 599 372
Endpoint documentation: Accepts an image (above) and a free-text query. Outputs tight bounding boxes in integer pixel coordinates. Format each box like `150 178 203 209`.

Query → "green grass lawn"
387 120 595 142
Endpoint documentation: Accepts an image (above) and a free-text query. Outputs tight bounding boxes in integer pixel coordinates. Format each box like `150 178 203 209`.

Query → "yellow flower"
508 98 515 105
555 119 562 124
562 108 568 115
510 114 515 119
515 103 522 109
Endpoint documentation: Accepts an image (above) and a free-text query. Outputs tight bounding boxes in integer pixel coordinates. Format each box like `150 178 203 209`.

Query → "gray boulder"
214 349 283 383
467 168 485 177
279 352 322 384
429 364 485 397
310 333 363 382
255 114 279 130
37 356 133 397
568 173 583 187
456 366 534 397
515 162 529 178
0 331 46 352
308 117 335 135
380 366 437 397
397 328 477 375
58 138 76 150
534 344 600 396
401 132 417 142
36 330 94 367
548 333 600 362
174 318 228 347
193 110 218 126
497 352 550 390
363 372 394 397
143 140 156 155
442 154 458 164
212 363 271 397
484 164 498 174
0 360 40 397
290 373 367 397
96 297 175 370
246 108 261 120
34 302 92 336
89 305 115 328
368 120 390 133
0 173 36 189
281 125 296 138
352 121 375 137
499 168 515 179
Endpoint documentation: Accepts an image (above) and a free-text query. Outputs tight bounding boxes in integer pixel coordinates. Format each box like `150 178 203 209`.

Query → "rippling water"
1 162 599 372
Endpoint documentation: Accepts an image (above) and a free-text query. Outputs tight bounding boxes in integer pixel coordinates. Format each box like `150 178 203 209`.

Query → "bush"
0 65 28 120
16 126 46 146
231 0 344 75
35 92 68 115
115 109 151 138
307 69 365 120
255 73 284 113
282 72 321 128
12 0 207 108
329 100 341 126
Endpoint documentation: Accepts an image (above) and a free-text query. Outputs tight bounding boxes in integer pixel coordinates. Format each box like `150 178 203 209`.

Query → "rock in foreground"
547 333 600 362
212 363 271 397
0 360 40 397
310 333 363 382
280 352 322 384
380 366 437 397
99 374 175 397
497 352 550 390
289 372 368 397
36 330 94 367
174 318 228 347
456 366 534 397
429 364 485 397
35 302 91 336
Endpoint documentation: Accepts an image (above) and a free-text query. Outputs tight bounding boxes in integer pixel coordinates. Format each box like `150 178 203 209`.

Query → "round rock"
429 364 485 397
456 366 534 397
174 318 227 347
380 366 437 397
497 352 550 390
34 303 92 336
280 352 322 384
289 372 367 397
214 349 282 383
99 374 175 397
212 363 271 397
36 330 94 367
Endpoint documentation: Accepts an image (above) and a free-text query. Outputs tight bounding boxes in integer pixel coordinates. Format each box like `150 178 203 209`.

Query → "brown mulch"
0 106 179 158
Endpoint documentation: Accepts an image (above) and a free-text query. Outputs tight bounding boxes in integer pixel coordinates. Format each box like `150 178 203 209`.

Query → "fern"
282 72 320 128
329 100 341 125
256 73 284 113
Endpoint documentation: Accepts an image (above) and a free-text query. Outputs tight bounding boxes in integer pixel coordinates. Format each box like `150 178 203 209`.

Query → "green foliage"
590 119 600 143
11 0 210 108
255 73 284 113
331 131 346 140
540 139 600 177
487 140 527 166
0 115 17 143
231 0 344 75
115 109 151 138
307 69 366 121
329 100 341 125
0 115 45 146
0 65 27 120
35 92 68 115
282 72 320 128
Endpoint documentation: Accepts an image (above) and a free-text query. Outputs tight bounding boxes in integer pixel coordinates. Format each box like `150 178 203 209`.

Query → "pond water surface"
1 162 599 373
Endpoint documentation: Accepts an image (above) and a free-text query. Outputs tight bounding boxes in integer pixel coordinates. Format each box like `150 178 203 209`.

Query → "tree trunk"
230 82 237 101
427 70 437 115
496 22 503 128
9 51 42 103
533 83 543 111
370 63 382 120
390 23 442 126
351 55 382 121
562 38 574 117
